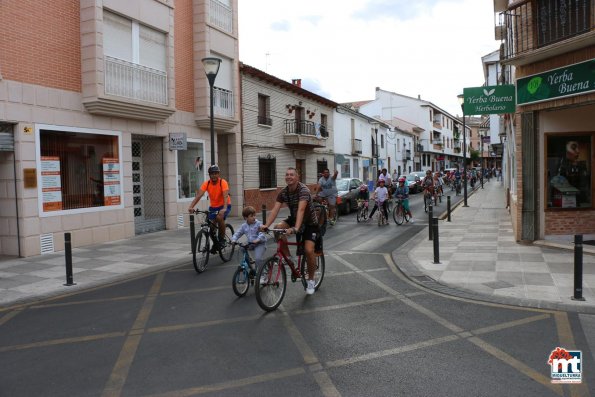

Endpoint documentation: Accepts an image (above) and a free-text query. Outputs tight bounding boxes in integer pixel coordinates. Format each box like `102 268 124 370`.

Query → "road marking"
29 295 145 309
159 285 228 296
147 314 264 333
102 273 165 397
0 332 126 353
471 314 551 335
0 308 22 326
295 296 395 314
553 312 591 397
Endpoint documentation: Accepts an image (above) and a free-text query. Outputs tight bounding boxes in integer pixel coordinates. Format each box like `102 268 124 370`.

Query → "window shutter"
139 24 166 71
103 11 133 62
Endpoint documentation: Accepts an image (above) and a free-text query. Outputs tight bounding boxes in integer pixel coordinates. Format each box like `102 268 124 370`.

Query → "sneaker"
259 272 268 285
210 244 219 254
409 218 415 224
306 279 316 295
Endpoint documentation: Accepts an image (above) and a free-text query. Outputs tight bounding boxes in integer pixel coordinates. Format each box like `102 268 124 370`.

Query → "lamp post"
457 94 468 206
202 57 222 166
374 126 379 178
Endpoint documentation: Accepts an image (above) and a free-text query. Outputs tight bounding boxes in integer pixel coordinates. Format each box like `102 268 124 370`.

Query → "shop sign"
102 158 121 206
40 156 62 211
169 132 187 150
463 85 516 115
517 59 595 105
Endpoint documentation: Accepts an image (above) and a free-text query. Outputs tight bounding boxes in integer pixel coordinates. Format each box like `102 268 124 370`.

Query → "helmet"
398 177 406 183
359 184 368 192
377 179 385 184
207 164 220 174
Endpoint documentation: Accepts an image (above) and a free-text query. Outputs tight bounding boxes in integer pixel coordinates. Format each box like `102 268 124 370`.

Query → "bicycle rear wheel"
255 256 287 312
393 205 404 225
315 204 327 236
192 231 210 273
218 224 235 262
232 266 250 297
299 253 325 291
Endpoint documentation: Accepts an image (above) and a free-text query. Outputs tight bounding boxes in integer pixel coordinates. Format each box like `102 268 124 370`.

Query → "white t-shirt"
374 186 389 203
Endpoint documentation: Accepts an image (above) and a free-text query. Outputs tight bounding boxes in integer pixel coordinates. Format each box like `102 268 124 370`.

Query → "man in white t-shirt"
369 179 389 224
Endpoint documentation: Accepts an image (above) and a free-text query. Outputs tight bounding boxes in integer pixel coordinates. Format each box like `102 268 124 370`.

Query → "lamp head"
457 94 464 107
202 57 222 78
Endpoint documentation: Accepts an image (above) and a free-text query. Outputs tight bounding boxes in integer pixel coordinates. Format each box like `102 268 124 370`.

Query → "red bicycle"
254 229 325 312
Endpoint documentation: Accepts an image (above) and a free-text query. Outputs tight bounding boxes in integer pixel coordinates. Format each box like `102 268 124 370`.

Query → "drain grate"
410 275 435 283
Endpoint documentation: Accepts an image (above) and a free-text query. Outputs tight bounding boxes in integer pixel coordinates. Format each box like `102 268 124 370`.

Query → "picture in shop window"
177 142 205 199
547 134 591 209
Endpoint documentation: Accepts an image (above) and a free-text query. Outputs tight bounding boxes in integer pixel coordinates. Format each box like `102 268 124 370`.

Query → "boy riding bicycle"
231 206 267 275
369 179 389 224
394 177 414 223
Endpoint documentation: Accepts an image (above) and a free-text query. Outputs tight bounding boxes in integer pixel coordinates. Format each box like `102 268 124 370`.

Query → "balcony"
351 138 362 155
432 121 443 129
283 120 327 148
499 0 594 64
209 0 233 34
213 87 234 118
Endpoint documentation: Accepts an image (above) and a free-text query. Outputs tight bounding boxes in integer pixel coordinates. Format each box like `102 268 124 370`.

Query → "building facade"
0 0 241 257
495 0 595 241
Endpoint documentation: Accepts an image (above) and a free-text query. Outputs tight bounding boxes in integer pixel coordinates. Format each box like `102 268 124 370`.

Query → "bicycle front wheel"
255 257 287 312
193 231 210 273
218 224 235 262
393 205 405 225
299 253 325 291
232 266 250 297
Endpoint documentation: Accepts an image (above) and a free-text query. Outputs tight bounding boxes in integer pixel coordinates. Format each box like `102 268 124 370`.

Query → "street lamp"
457 94 468 206
202 57 222 166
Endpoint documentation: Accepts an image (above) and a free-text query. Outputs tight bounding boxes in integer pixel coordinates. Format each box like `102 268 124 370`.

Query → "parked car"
335 177 363 214
402 174 422 194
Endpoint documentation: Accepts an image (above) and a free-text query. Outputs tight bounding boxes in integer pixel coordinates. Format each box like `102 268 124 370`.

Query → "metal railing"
210 0 233 33
213 87 234 118
499 0 593 60
257 115 272 126
105 56 168 105
284 120 321 136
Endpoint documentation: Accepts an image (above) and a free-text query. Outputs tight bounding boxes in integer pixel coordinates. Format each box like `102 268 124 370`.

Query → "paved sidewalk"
395 180 595 314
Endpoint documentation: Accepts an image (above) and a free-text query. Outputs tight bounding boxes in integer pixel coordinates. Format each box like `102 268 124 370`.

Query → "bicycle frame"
269 231 303 280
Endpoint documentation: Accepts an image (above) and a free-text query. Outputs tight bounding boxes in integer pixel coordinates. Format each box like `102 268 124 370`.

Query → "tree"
469 149 480 165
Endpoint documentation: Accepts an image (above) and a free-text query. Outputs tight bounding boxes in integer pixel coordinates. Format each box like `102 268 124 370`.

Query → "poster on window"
40 156 62 211
102 158 121 206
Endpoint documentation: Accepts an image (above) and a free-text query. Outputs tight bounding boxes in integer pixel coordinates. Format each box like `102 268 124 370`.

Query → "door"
132 137 165 235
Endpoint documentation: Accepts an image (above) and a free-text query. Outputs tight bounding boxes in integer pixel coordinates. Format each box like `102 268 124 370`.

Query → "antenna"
265 52 270 72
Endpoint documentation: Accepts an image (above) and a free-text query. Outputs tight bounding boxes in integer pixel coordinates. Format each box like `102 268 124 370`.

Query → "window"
38 126 121 214
320 113 328 137
397 139 400 151
177 141 205 200
259 157 276 188
103 10 167 105
381 134 384 149
257 94 271 125
340 157 350 178
546 134 592 209
317 160 328 176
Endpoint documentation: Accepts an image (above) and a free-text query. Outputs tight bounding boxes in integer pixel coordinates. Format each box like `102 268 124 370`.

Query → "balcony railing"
213 87 234 118
499 0 593 60
210 0 233 33
105 56 167 105
285 120 316 136
257 115 272 126
351 138 362 154
405 149 412 161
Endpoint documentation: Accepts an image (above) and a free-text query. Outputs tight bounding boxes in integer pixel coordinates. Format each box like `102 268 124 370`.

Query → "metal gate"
132 136 165 235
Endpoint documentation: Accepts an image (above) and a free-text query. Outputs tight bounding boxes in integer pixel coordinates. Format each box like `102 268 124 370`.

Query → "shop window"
546 134 592 209
39 127 121 213
340 158 350 178
177 141 205 200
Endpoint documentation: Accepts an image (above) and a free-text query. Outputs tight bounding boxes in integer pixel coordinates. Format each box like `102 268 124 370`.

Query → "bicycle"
375 200 389 226
254 229 325 312
190 209 235 273
356 199 369 223
423 189 436 213
392 198 411 225
231 241 257 297
314 196 337 231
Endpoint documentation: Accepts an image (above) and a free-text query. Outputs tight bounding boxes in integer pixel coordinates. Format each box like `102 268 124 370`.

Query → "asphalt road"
1 189 593 396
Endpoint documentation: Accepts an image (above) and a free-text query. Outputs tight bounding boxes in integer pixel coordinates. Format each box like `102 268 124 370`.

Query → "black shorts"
283 217 320 242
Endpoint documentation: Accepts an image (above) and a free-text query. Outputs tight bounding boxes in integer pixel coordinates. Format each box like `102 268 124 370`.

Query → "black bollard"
432 217 440 264
261 204 267 225
428 203 433 240
189 214 196 253
64 233 76 286
481 175 484 189
572 235 585 301
447 195 451 222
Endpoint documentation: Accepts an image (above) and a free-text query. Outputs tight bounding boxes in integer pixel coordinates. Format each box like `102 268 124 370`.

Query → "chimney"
292 79 302 88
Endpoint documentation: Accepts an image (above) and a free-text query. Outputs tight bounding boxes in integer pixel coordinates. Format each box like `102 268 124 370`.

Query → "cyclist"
259 167 320 295
422 170 435 205
357 183 369 208
188 164 232 250
231 206 267 277
394 176 414 223
369 178 389 224
315 168 339 225
433 172 443 204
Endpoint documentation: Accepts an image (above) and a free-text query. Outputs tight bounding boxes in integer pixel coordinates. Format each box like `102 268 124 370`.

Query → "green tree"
469 149 480 165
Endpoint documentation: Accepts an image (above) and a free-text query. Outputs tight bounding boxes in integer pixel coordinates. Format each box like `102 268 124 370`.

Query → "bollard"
64 232 76 286
428 203 433 240
447 195 451 222
572 234 585 301
189 214 196 253
481 175 484 189
432 217 440 264
261 204 267 225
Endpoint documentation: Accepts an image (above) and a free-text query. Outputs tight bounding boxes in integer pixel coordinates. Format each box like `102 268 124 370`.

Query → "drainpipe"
13 151 21 257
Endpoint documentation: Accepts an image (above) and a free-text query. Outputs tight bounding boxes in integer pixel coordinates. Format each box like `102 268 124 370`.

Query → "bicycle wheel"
316 205 327 236
232 266 250 297
218 224 235 262
393 204 404 225
255 256 287 312
356 205 366 223
192 231 210 273
299 252 325 291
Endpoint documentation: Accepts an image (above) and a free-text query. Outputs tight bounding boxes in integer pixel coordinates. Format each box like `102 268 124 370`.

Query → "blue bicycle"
231 241 257 297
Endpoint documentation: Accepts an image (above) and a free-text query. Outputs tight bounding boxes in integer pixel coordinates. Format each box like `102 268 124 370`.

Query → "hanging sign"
463 85 516 115
40 156 62 211
169 132 187 150
102 158 121 206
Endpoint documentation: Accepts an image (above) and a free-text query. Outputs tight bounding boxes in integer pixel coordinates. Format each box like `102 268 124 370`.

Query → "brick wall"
545 210 595 235
0 0 81 92
174 0 194 112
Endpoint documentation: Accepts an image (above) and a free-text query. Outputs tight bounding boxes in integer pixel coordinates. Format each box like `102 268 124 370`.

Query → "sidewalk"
394 180 595 314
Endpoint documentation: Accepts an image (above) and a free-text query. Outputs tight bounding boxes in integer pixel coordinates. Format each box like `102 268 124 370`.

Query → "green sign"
517 59 595 105
463 85 515 115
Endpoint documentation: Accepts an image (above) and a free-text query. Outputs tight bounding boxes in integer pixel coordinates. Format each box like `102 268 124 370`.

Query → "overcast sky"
238 0 498 118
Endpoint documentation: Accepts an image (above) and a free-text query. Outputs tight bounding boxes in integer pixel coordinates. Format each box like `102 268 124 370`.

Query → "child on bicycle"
231 206 267 274
357 183 369 208
394 177 414 223
369 179 389 224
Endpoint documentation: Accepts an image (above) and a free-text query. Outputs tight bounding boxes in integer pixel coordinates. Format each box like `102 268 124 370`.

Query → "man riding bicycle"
259 167 320 295
422 170 435 204
188 164 232 250
315 168 339 225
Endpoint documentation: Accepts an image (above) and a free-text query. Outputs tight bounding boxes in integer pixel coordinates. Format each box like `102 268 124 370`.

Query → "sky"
238 0 499 118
